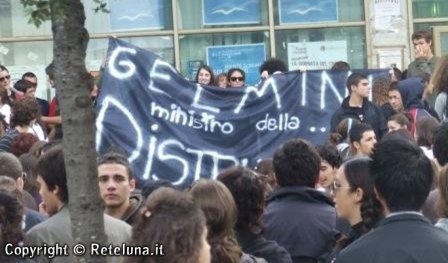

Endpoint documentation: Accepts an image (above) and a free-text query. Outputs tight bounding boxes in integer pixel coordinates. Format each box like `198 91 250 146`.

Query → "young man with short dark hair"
407 30 438 78
26 145 131 263
331 73 387 139
263 139 337 263
21 72 50 116
97 151 144 225
335 138 448 263
348 122 377 157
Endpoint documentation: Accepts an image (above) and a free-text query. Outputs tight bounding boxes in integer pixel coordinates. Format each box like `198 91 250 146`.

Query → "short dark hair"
331 61 351 71
98 151 133 180
433 122 448 166
273 139 320 187
349 123 373 144
412 30 432 43
316 143 342 168
388 81 399 93
13 79 35 93
218 166 265 233
194 64 215 85
0 191 25 255
125 187 207 263
0 65 8 72
11 97 40 127
371 138 433 212
45 62 55 81
36 145 68 203
0 152 23 180
21 72 37 80
346 73 367 94
259 58 288 74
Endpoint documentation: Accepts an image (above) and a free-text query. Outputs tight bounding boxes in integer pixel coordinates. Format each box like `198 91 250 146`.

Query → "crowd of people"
1 29 448 263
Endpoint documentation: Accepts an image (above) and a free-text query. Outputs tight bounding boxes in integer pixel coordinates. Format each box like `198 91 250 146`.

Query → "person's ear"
353 188 364 203
353 141 361 152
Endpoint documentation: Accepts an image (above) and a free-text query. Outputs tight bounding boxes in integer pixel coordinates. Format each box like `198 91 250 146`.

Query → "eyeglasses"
0 75 11 82
331 181 351 193
230 77 244 82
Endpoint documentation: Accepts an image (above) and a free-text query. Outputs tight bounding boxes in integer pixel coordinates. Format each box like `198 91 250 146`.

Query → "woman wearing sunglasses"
227 68 246 88
327 157 383 263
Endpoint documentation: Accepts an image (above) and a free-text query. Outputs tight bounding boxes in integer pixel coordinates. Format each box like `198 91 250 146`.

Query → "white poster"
374 0 401 30
377 48 403 70
287 40 348 70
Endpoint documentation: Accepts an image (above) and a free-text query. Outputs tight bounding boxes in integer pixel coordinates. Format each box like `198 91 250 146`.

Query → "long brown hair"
431 55 448 94
190 179 241 263
437 165 448 218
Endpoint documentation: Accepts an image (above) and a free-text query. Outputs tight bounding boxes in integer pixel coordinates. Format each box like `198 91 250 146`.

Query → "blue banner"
108 0 164 31
96 38 387 188
207 44 266 86
279 0 338 25
202 0 261 25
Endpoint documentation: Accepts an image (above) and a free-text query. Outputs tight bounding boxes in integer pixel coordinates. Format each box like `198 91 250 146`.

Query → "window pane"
179 32 270 84
177 0 268 29
275 27 366 70
441 32 448 55
87 36 174 71
274 0 364 25
414 22 448 31
413 0 448 19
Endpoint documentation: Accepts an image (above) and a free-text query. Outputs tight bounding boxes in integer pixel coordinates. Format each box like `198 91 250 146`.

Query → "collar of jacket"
267 185 334 206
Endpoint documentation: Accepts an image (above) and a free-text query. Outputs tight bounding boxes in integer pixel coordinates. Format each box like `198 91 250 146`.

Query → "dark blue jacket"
263 186 338 263
335 213 448 263
330 97 387 139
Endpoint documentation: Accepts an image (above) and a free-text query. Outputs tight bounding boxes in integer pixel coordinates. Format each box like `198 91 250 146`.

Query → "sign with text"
202 0 261 25
206 43 266 86
288 40 348 70
279 0 338 25
96 38 387 188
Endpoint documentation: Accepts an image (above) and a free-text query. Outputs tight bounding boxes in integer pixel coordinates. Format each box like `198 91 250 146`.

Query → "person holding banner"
227 68 246 88
330 73 387 139
195 65 215 86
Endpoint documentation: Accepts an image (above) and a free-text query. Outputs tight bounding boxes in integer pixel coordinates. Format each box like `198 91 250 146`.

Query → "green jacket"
407 56 439 78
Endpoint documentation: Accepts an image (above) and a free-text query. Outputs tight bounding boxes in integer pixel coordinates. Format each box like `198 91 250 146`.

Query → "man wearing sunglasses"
0 65 12 96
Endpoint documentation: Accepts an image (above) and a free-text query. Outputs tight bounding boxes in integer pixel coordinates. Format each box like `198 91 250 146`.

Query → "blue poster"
96 38 387 188
202 0 261 25
279 0 338 25
206 44 266 86
108 0 164 31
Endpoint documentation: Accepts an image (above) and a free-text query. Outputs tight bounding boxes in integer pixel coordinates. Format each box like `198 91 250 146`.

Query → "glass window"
275 27 366 70
274 0 364 25
87 36 174 71
177 0 268 30
179 32 270 84
414 22 448 31
413 0 448 19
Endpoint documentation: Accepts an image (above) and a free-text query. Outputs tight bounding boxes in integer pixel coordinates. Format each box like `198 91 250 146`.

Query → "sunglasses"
230 77 244 82
0 75 11 82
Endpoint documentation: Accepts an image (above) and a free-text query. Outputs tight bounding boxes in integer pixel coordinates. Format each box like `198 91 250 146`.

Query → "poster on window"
206 43 266 86
287 40 348 70
108 0 164 31
279 0 338 25
202 0 261 25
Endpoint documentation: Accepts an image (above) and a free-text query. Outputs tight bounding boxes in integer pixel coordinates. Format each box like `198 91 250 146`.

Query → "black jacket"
335 213 448 263
237 228 292 263
330 97 387 138
263 186 338 263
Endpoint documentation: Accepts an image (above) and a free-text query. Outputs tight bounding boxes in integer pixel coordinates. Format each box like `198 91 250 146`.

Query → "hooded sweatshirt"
398 78 431 135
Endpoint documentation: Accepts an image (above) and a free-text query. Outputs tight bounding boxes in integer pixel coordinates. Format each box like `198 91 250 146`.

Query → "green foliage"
20 0 109 28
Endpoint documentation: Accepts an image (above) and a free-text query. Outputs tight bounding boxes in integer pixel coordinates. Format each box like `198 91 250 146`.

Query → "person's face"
387 120 404 133
388 90 403 111
197 227 211 263
413 38 431 55
229 71 245 88
217 76 228 88
0 69 11 90
197 69 212 85
98 163 135 209
319 160 336 188
25 87 36 98
352 79 370 98
37 175 61 216
354 130 377 156
332 167 362 222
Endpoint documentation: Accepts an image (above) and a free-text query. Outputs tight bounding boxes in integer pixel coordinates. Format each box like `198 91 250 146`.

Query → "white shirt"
0 103 11 125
